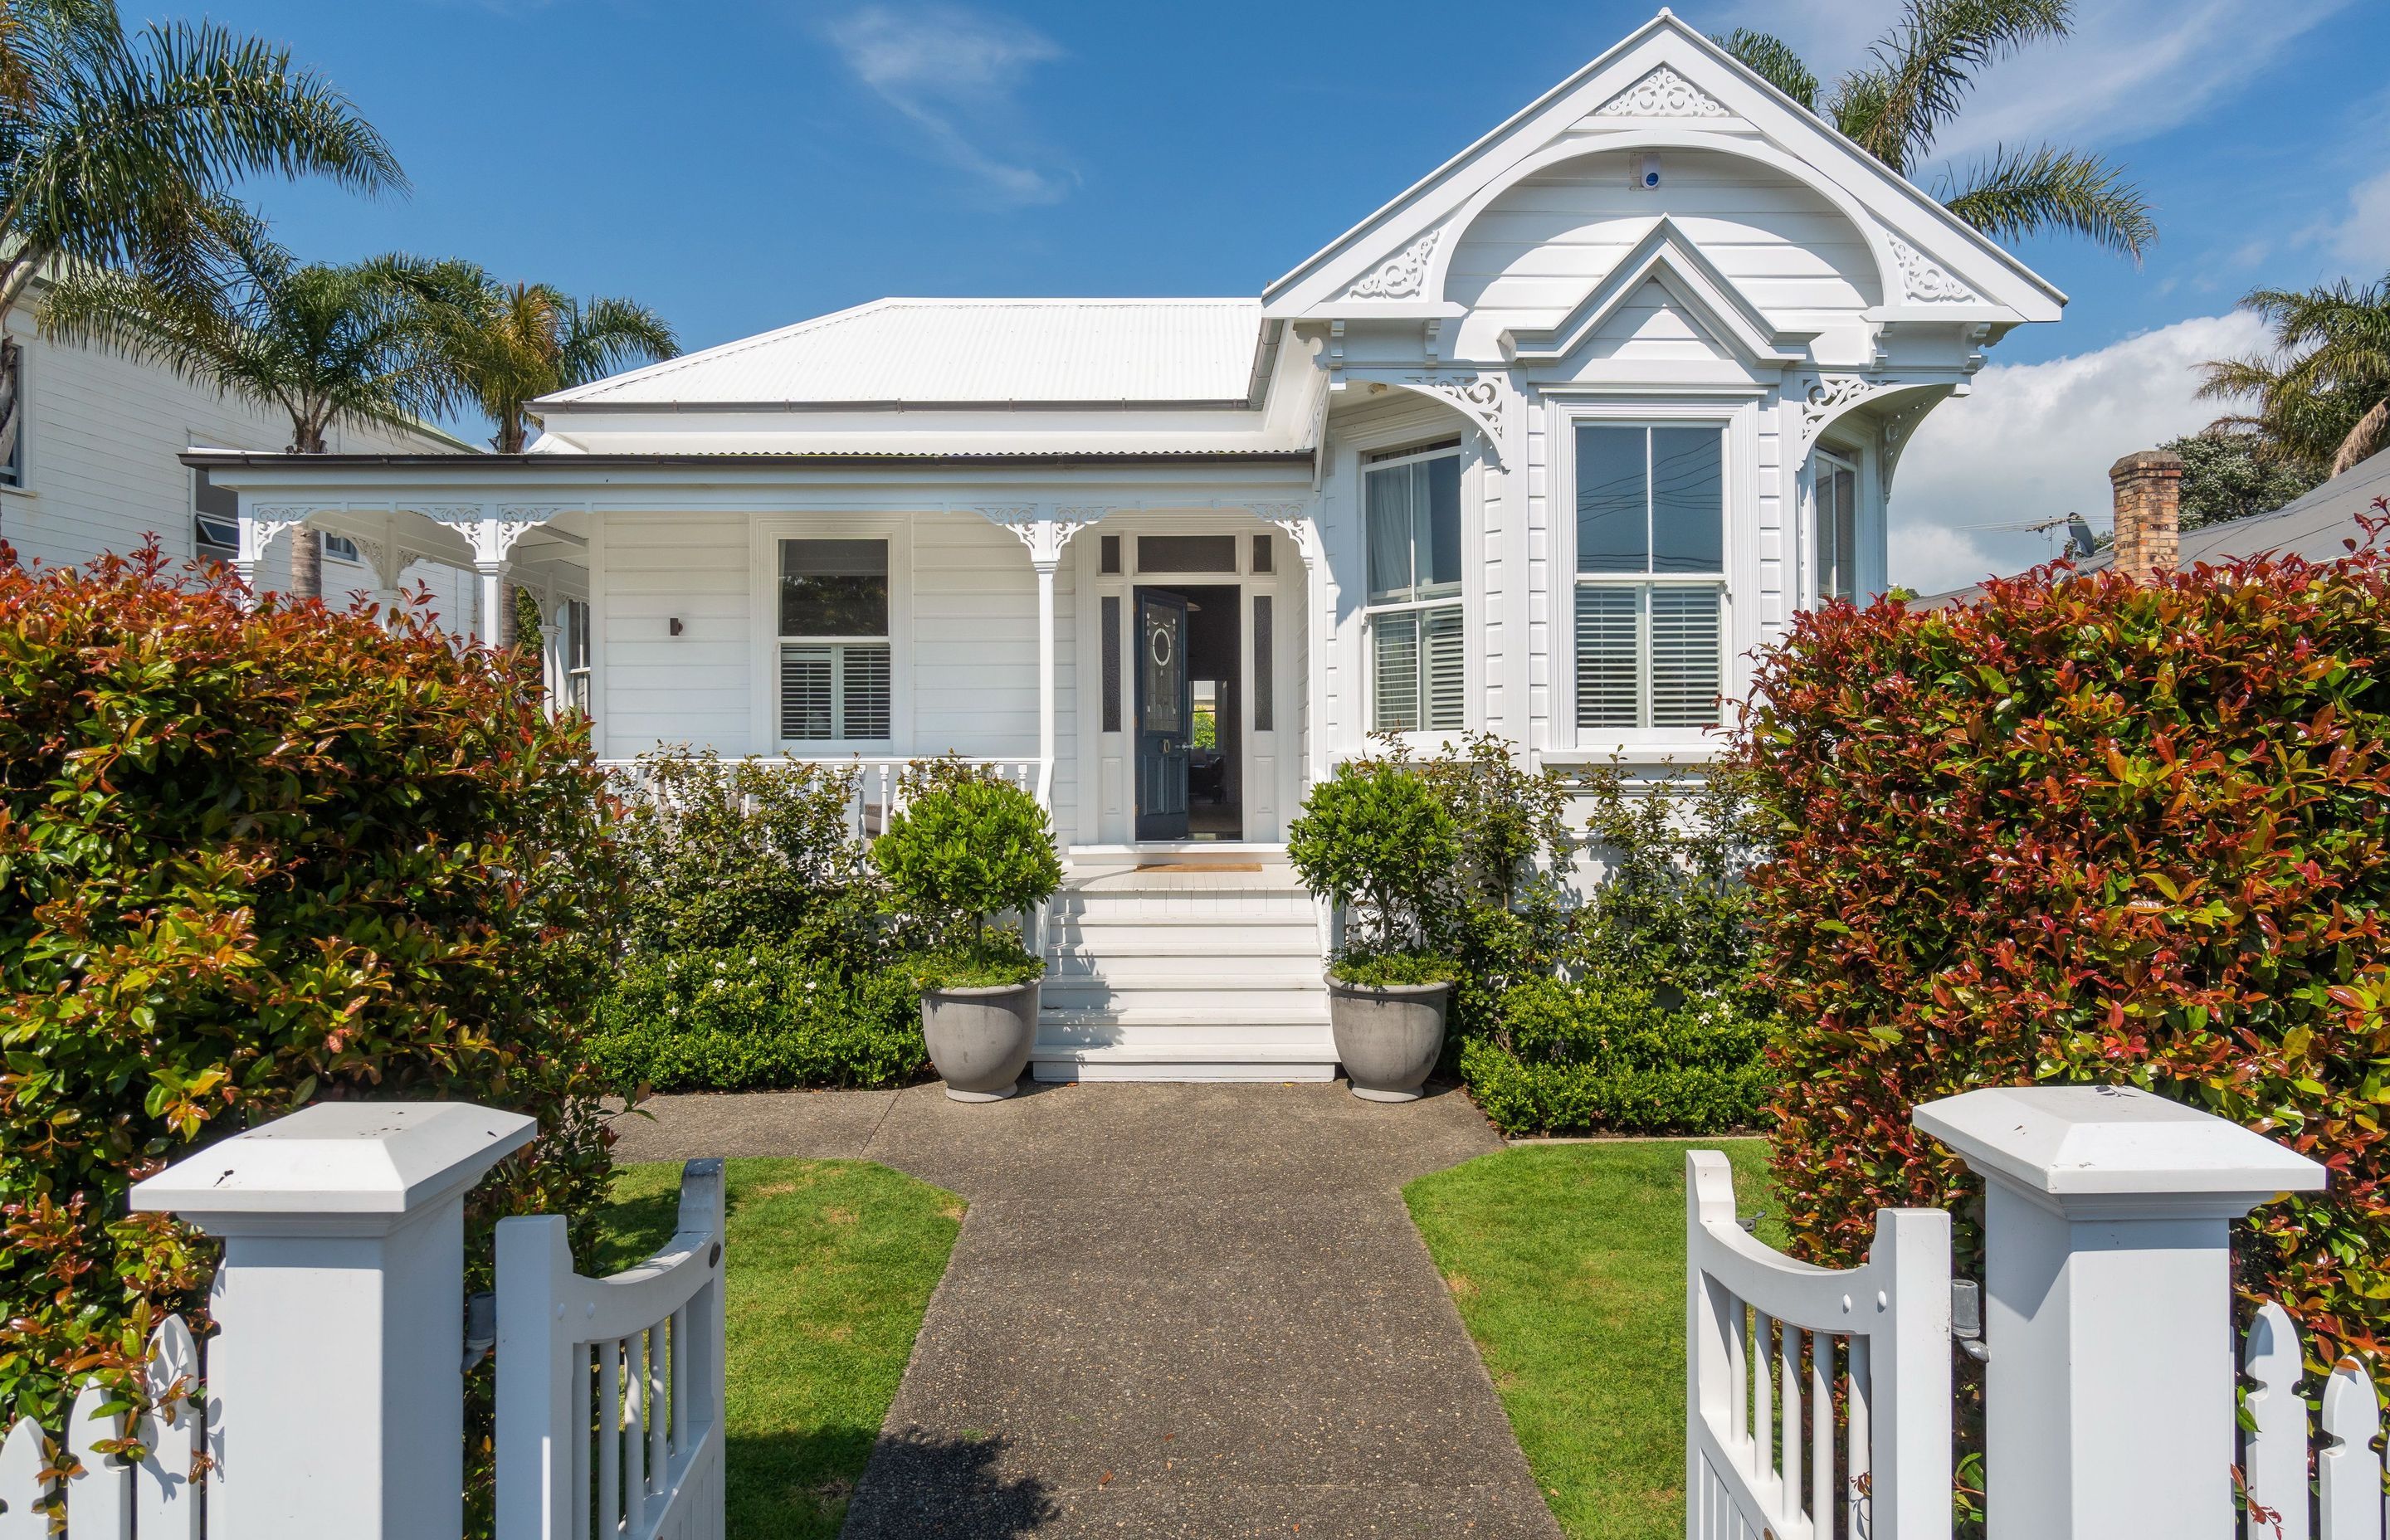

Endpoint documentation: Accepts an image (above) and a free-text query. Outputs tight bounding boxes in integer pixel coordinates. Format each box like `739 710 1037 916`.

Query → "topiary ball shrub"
1287 758 1462 968
0 543 627 1425
1458 977 1772 1136
872 772 1061 986
588 945 923 1091
1739 527 2390 1367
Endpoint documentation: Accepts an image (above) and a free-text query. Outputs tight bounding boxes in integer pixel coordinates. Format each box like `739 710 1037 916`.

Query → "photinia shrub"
0 542 628 1426
1739 519 2390 1368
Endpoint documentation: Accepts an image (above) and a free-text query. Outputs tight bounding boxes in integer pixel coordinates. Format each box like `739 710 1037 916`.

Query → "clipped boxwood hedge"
0 545 625 1423
1741 533 2390 1367
589 945 924 1092
1460 978 1771 1136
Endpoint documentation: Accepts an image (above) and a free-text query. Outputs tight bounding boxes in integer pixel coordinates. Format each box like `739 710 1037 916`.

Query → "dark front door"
1134 588 1192 841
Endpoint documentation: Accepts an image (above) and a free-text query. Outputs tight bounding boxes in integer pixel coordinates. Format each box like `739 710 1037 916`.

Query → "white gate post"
1914 1085 2325 1540
132 1102 537 1540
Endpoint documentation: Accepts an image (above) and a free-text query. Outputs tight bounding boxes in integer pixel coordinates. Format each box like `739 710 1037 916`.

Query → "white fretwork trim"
977 505 1097 568
1879 391 1946 494
1792 374 1887 466
1345 229 1441 301
1889 236 1979 304
424 508 544 567
240 505 322 564
1402 374 1510 463
1594 66 1729 119
1252 503 1320 569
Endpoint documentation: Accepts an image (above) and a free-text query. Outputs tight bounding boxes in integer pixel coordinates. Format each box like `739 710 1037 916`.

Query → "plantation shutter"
840 645 892 738
780 646 834 739
1649 587 1721 728
1373 612 1421 732
1422 607 1464 732
1575 588 1639 728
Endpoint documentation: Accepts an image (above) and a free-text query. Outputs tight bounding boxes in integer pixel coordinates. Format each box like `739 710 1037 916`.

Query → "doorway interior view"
1134 582 1241 841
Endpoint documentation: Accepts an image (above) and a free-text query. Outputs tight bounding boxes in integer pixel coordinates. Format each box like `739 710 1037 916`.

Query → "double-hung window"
1573 423 1725 730
1364 442 1464 733
778 539 891 742
1813 452 1858 603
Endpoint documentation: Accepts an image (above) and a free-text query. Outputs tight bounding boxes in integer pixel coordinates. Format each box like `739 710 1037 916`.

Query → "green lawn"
591 1157 962 1540
1404 1138 1777 1540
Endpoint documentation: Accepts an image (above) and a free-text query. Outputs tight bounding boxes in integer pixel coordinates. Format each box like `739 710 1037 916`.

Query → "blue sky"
193 0 2388 588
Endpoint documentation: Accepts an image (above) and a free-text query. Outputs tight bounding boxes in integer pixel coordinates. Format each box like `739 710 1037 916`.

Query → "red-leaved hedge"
1740 526 2390 1367
0 543 627 1424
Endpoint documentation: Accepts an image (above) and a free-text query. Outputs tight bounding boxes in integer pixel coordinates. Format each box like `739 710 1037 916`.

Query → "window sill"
1544 740 1726 768
0 483 37 500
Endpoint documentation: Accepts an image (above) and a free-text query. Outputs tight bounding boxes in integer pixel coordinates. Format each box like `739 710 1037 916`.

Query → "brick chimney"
2109 449 2183 582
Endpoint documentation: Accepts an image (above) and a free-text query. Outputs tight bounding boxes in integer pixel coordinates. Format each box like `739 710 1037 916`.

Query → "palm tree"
407 265 677 452
1714 1 2154 260
0 1 402 318
39 216 450 593
2197 276 2390 477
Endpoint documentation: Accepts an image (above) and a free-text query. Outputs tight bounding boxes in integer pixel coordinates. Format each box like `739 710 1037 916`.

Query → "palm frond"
2334 397 2388 475
2199 275 2390 473
1841 0 2071 170
1939 142 2154 259
1711 29 1818 110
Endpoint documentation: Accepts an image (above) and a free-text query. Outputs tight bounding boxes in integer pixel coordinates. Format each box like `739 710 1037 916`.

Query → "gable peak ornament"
1595 66 1729 119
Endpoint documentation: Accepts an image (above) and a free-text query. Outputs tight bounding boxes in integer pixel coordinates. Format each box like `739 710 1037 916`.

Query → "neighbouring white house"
189 13 2064 1082
0 275 481 623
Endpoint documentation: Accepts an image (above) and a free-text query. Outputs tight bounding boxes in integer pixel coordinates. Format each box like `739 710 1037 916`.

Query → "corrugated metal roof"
1920 445 2390 606
543 298 1266 408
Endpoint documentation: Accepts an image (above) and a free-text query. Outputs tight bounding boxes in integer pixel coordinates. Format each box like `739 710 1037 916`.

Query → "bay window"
1364 441 1464 733
778 538 890 741
1573 422 1725 730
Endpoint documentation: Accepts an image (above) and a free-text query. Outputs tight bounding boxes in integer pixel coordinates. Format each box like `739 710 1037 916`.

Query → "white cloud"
1888 310 2273 594
2321 166 2390 270
1707 1 2344 166
821 3 1071 206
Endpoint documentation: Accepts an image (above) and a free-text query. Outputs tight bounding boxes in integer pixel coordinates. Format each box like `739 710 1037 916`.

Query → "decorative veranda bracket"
975 505 1100 568
422 507 549 570
1380 374 1513 468
1789 373 1953 476
1251 503 1321 570
239 506 319 564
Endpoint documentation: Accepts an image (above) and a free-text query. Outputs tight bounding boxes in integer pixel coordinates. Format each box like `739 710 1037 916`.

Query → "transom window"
1814 452 1858 603
1573 423 1725 730
1364 443 1463 733
778 539 890 741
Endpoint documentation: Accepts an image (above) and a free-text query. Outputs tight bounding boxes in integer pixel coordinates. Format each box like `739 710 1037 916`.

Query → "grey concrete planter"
921 979 1040 1102
1325 975 1453 1103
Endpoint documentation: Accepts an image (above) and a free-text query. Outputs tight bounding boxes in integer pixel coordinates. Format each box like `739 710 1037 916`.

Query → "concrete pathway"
616 1080 1563 1539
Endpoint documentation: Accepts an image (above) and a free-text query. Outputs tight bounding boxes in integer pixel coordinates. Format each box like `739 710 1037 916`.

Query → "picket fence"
1689 1085 2375 1540
0 1128 727 1540
0 1316 204 1539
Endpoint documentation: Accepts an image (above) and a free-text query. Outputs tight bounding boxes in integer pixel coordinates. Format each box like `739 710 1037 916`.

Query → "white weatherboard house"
193 14 2061 1083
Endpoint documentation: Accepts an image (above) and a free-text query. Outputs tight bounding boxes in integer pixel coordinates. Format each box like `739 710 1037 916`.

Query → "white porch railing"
0 1315 204 1538
1685 1151 1951 1540
601 756 1043 842
498 1159 727 1540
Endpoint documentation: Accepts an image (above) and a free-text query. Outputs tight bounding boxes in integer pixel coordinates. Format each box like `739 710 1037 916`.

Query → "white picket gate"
0 1316 204 1538
497 1157 728 1540
1685 1151 1952 1540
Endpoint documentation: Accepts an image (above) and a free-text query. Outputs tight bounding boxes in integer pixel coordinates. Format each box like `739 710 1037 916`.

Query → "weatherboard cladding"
546 298 1266 407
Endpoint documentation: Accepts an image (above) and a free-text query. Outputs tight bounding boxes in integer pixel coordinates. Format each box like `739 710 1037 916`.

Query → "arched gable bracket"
1422 130 1912 319
1789 377 1957 486
1340 371 1518 470
1503 215 1815 371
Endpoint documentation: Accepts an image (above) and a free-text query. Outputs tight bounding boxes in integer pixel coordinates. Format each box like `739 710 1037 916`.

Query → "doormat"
1134 861 1264 873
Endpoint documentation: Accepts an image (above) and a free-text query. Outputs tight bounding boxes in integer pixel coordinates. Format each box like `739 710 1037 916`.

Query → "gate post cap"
133 1101 536 1231
1914 1085 2324 1219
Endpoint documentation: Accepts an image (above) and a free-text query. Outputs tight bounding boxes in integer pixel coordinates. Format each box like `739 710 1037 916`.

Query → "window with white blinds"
778 539 891 742
1364 444 1464 733
1573 423 1726 731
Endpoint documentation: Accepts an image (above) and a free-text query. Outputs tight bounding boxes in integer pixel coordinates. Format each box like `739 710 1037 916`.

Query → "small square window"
1100 534 1122 574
